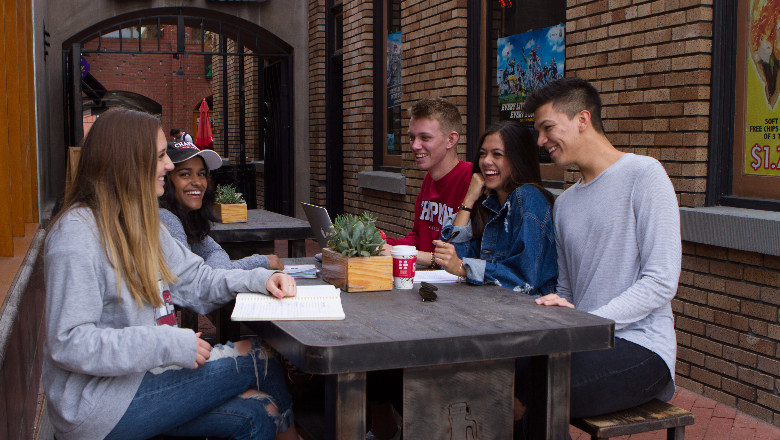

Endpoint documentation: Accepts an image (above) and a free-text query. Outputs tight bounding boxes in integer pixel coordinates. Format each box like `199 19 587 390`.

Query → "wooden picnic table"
209 209 314 259
238 257 615 440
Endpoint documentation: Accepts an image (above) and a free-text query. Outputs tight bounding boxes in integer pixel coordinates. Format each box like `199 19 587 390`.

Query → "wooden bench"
570 399 695 440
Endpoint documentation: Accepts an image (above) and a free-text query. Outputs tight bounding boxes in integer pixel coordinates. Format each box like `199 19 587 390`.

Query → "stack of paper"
231 285 345 321
413 270 459 284
283 264 319 279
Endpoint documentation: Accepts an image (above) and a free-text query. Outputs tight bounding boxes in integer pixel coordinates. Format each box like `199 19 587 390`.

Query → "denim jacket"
440 184 557 295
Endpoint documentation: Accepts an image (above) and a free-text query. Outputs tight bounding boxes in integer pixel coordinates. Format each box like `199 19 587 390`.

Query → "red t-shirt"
387 161 472 252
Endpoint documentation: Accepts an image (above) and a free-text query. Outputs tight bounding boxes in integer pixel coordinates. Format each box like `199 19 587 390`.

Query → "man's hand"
535 293 575 308
432 240 462 276
265 255 284 270
266 272 297 299
193 332 212 369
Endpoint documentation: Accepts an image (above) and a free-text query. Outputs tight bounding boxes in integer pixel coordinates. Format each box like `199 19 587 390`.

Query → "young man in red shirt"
384 98 472 268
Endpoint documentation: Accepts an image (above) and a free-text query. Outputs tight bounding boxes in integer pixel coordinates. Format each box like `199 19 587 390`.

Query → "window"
709 0 780 210
487 0 566 186
374 0 402 169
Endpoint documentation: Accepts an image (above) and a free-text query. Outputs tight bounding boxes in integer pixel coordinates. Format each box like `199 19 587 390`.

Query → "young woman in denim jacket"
434 121 557 295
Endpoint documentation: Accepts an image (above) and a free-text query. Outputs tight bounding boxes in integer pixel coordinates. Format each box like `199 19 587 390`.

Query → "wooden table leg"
528 353 571 440
402 359 514 440
329 372 366 440
289 239 306 258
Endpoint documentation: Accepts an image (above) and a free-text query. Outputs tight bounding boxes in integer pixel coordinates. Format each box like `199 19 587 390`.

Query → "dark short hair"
469 121 554 241
523 77 604 134
159 156 218 242
409 97 463 136
170 128 181 136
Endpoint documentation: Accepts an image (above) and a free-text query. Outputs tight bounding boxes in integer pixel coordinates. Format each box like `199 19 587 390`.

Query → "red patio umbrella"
195 100 214 150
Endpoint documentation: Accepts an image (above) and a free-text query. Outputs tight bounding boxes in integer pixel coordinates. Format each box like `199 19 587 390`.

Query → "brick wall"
564 0 712 207
675 243 780 424
309 0 327 208
319 0 469 238
83 31 213 137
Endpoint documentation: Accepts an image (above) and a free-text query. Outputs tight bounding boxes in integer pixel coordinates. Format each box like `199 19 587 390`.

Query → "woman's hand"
193 332 212 369
265 255 284 270
381 243 393 256
432 240 462 276
535 293 575 308
463 173 488 207
266 272 297 299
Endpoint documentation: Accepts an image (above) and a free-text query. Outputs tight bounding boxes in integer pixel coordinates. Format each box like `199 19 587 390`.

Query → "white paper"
231 285 345 321
413 270 459 284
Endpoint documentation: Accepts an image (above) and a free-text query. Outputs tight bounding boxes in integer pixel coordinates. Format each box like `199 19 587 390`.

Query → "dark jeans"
516 337 672 419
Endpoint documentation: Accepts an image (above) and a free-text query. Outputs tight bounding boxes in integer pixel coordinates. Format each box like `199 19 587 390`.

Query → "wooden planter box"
214 203 247 223
321 247 393 292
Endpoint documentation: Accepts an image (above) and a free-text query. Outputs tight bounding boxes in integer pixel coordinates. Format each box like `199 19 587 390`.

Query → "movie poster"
497 24 565 123
744 0 780 176
387 31 402 109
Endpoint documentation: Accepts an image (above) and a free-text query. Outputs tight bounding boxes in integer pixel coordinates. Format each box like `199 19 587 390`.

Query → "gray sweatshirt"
159 208 269 270
43 207 276 440
554 154 681 400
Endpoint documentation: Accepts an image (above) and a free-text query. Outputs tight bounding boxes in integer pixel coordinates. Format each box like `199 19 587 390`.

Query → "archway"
62 7 294 215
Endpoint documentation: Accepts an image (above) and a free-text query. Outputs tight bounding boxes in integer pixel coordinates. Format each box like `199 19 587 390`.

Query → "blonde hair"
58 108 176 307
409 97 463 137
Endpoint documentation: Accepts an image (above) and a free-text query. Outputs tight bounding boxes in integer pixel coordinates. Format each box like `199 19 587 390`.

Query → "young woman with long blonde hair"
44 108 297 440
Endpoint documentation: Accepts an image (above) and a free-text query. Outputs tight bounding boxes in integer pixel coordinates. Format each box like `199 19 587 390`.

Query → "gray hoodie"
43 207 276 440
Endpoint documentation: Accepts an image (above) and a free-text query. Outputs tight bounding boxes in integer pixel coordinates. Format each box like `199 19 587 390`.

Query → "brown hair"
470 121 554 241
522 77 605 134
57 108 176 307
409 97 463 137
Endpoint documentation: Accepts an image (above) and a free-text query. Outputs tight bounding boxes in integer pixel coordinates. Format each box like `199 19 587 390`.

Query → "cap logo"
173 141 198 150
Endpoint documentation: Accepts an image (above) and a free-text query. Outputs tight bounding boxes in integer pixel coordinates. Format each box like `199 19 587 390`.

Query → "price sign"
744 0 780 177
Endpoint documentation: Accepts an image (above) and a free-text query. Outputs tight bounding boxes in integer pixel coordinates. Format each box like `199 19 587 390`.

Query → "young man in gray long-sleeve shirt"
520 77 681 419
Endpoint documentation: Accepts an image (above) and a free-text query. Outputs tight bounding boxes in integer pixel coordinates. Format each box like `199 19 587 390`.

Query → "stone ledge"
357 170 406 195
680 206 780 256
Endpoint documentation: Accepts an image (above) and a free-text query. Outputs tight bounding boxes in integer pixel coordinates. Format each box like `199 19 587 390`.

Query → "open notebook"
231 285 345 321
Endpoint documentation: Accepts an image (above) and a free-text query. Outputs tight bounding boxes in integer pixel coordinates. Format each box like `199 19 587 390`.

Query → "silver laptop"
302 203 334 250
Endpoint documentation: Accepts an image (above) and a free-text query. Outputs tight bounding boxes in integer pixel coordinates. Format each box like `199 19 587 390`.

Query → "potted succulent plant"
321 212 392 292
213 184 248 223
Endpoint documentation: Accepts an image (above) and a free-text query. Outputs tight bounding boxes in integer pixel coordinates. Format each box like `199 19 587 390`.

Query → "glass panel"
384 0 402 165
488 0 565 178
732 0 780 199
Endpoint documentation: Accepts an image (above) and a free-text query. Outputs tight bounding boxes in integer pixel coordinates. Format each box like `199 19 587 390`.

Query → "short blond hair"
409 98 463 137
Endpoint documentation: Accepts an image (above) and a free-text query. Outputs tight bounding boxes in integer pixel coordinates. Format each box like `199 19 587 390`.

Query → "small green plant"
327 212 386 257
215 184 245 205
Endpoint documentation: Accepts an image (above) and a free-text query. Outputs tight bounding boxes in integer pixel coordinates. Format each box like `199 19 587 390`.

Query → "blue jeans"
516 337 671 418
106 339 294 440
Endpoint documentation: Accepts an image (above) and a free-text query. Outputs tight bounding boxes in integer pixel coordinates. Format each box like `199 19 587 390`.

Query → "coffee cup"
390 245 418 290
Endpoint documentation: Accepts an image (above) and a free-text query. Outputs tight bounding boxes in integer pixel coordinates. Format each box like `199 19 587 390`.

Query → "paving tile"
672 387 699 411
705 416 736 438
729 426 756 440
754 421 780 440
713 404 738 419
695 394 719 409
736 412 760 429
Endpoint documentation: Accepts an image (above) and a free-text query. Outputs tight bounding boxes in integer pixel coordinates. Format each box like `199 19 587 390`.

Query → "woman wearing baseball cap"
159 141 284 271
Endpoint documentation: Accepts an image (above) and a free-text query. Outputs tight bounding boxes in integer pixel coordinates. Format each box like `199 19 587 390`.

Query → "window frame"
709 0 780 211
373 0 402 170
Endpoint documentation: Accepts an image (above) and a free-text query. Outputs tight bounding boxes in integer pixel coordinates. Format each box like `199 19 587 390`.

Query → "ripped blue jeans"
105 339 294 440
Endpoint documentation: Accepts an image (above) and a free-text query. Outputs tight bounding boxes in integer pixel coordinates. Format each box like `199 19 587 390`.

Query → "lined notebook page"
231 285 345 321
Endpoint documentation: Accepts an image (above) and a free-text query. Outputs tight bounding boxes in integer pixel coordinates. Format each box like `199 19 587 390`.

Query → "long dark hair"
159 156 219 242
470 121 555 241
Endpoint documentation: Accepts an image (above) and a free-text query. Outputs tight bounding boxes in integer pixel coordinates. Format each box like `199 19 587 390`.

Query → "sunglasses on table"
418 282 438 302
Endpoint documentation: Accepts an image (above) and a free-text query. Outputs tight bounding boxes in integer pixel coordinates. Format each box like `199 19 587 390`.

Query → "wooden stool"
570 399 695 440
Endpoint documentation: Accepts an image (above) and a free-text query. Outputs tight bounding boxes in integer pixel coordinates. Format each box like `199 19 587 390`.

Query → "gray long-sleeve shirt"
43 207 277 440
159 208 269 270
554 153 681 400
